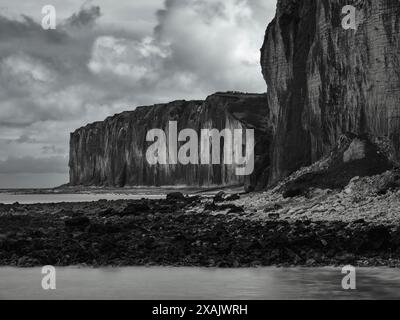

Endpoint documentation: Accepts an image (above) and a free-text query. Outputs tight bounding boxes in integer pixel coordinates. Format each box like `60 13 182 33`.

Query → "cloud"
66 5 102 28
151 0 271 93
0 156 68 174
0 1 276 184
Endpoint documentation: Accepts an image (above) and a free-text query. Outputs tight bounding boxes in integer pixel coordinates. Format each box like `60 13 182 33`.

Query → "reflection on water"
1 267 400 300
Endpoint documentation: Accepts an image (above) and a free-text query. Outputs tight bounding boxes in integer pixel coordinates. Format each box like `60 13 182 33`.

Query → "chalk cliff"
69 93 271 188
261 0 400 183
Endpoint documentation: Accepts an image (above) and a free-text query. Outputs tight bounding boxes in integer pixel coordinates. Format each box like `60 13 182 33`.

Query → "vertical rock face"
261 0 400 183
69 93 271 188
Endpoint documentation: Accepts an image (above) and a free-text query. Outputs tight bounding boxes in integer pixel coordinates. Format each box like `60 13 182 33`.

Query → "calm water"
1 267 400 300
0 193 165 204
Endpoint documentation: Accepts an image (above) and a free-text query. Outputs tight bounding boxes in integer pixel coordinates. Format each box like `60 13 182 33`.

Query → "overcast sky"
0 0 276 188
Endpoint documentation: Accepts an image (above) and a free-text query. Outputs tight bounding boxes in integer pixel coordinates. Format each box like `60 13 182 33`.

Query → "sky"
0 0 277 188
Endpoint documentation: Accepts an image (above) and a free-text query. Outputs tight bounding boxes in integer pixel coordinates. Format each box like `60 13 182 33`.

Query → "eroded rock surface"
261 0 400 183
69 93 271 189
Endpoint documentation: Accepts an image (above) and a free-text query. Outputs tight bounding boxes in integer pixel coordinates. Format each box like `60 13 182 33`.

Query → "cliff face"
261 0 400 183
69 93 271 188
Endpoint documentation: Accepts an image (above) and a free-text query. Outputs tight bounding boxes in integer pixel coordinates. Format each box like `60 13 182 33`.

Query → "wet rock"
365 226 391 250
214 192 240 202
87 223 121 234
225 194 241 201
98 208 116 217
264 204 283 213
17 256 40 267
227 205 244 214
336 254 356 264
65 216 90 229
268 213 280 220
2 197 400 268
214 191 226 203
205 203 244 214
119 202 151 216
166 192 186 202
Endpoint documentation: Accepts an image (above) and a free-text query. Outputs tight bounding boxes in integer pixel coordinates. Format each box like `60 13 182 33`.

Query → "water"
1 267 400 300
0 193 165 204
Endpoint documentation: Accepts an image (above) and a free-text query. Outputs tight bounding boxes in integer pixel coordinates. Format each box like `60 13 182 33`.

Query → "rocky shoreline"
1 188 400 268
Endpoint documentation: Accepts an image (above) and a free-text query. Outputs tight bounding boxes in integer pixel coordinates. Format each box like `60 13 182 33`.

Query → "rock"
227 206 245 214
365 226 391 250
261 0 400 184
65 216 90 228
268 213 280 220
98 208 116 217
376 170 400 195
204 203 244 213
214 191 226 203
391 227 400 248
244 185 255 193
120 202 151 216
336 254 356 264
17 256 40 267
281 135 392 197
264 204 283 213
69 93 271 188
320 239 328 247
166 192 186 202
283 188 304 199
214 192 240 202
225 194 241 201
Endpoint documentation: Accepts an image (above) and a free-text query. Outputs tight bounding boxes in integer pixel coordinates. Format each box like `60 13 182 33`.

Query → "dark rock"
283 188 303 199
244 185 255 193
98 208 116 217
204 203 244 214
87 223 121 234
365 226 391 250
281 135 393 197
376 170 400 195
214 192 240 202
225 194 241 201
268 213 280 220
227 205 244 214
17 256 40 267
336 254 356 264
166 192 186 202
65 216 90 229
391 227 400 248
120 202 150 216
213 191 226 203
264 204 283 213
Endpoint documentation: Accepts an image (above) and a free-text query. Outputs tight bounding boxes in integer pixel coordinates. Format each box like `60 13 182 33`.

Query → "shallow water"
1 267 400 300
0 193 165 204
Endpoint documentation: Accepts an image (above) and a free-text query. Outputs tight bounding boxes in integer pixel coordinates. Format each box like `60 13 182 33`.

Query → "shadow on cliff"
281 133 395 198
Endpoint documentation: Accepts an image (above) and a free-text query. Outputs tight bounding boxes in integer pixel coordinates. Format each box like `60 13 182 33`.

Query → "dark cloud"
65 5 102 28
